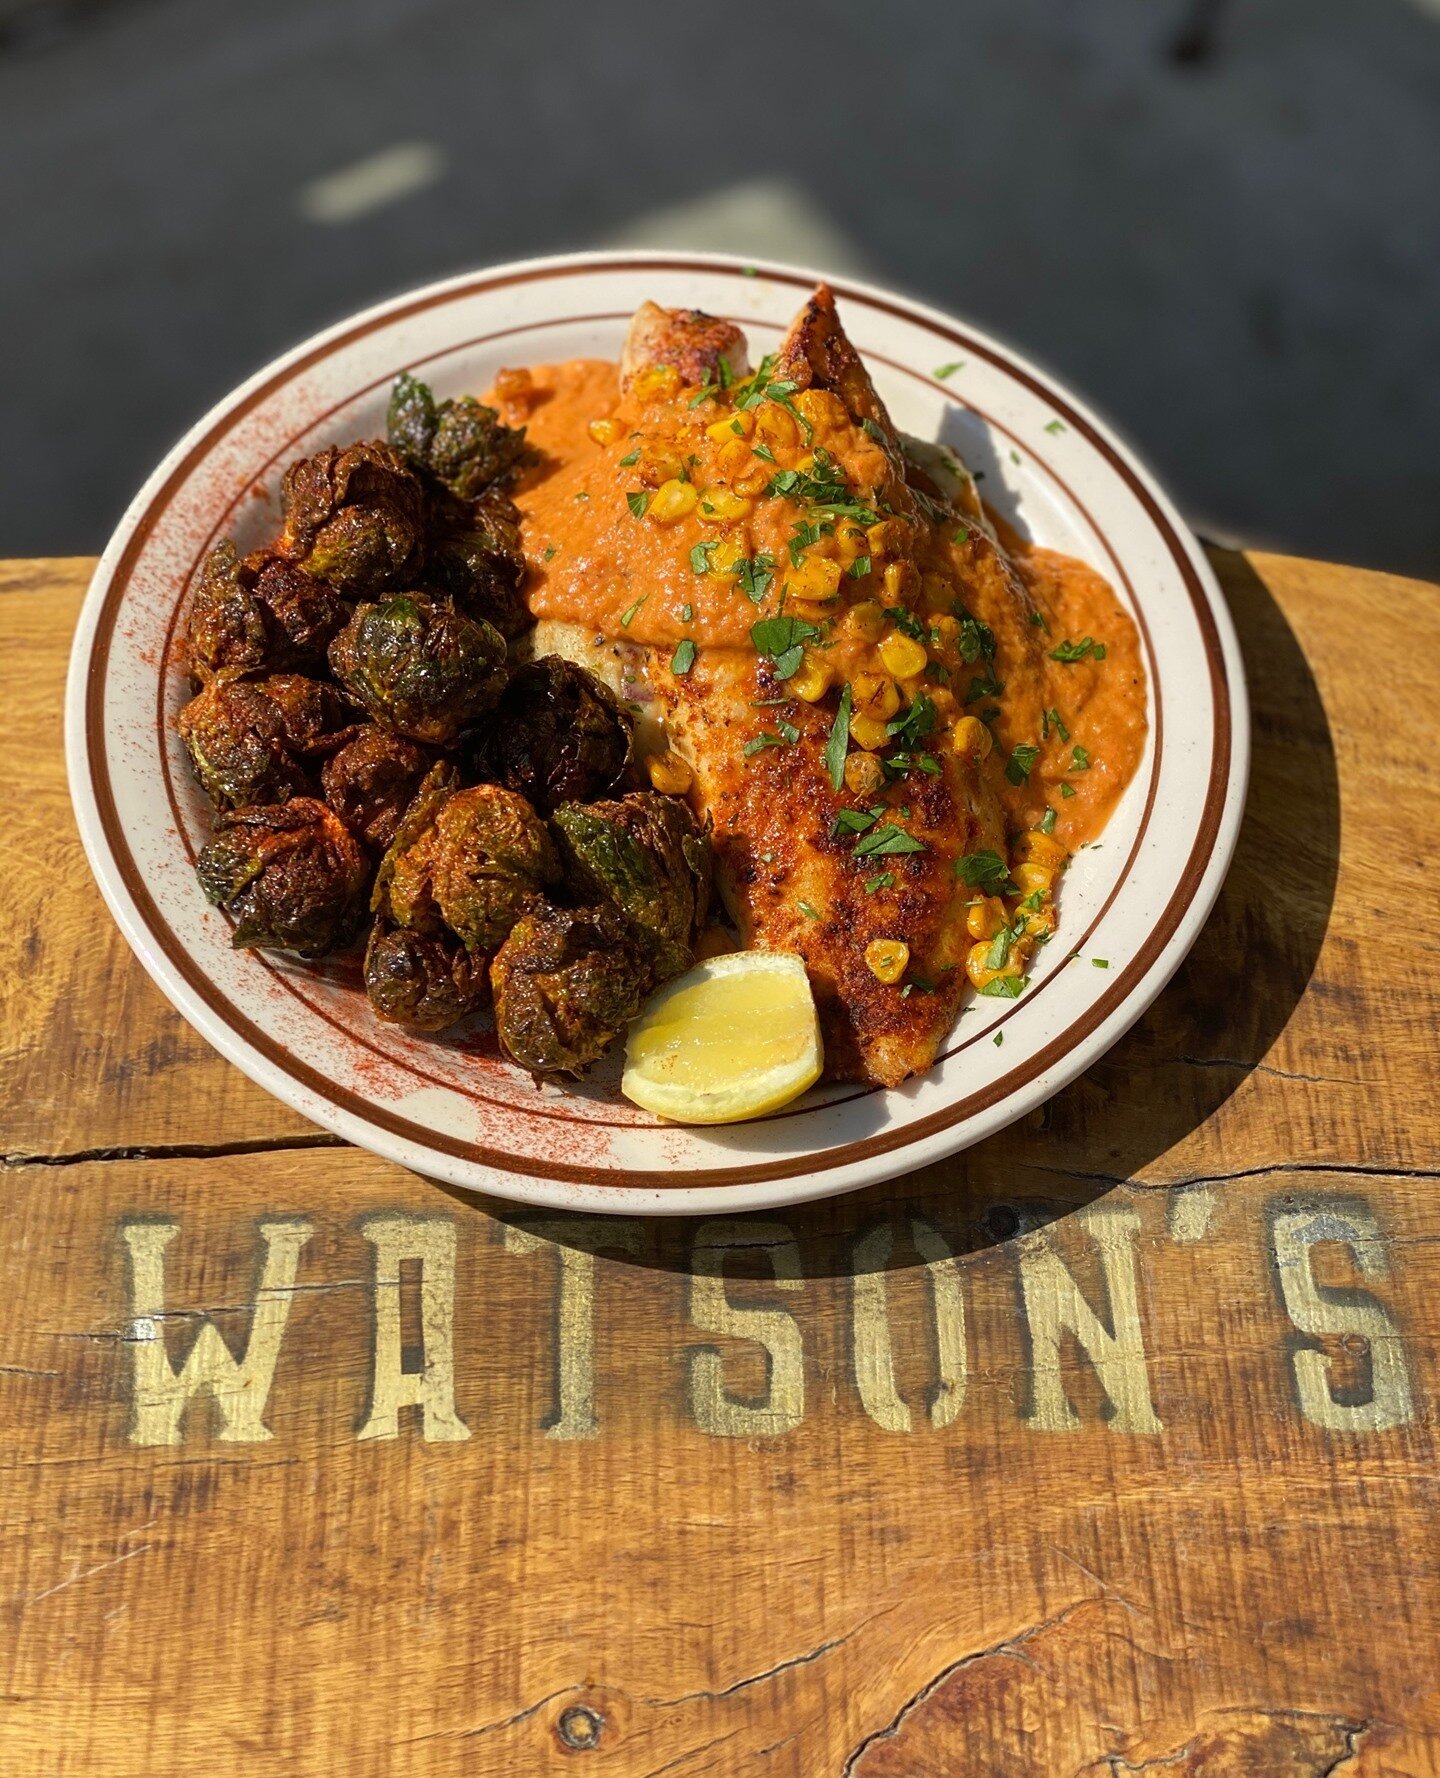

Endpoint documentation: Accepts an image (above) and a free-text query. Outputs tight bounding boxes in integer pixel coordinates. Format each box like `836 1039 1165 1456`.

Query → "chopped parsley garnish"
964 673 1005 705
1070 744 1091 772
1044 418 1066 435
848 555 873 579
798 901 821 921
1009 450 1021 466
955 609 997 664
1040 807 1058 835
861 417 889 446
689 540 718 574
671 639 697 675
626 490 650 519
618 448 640 466
854 824 927 859
1049 636 1106 664
1005 744 1041 786
743 721 800 757
765 449 880 524
824 684 853 791
1041 706 1069 742
980 975 1028 999
730 418 746 436
735 553 776 605
619 595 647 628
742 265 759 277
886 692 938 746
753 442 777 463
1029 609 1051 631
751 614 821 679
864 870 894 893
574 490 590 500
955 850 1011 892
833 806 881 835
542 545 557 561
733 354 813 440
993 1030 1004 1046
953 525 971 544
1092 957 1110 969
886 751 941 776
681 603 694 623
983 926 1014 971
884 605 926 640
933 361 964 379
1060 781 1077 799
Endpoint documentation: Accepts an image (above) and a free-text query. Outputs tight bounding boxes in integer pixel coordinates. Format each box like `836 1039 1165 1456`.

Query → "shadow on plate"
449 553 1339 1285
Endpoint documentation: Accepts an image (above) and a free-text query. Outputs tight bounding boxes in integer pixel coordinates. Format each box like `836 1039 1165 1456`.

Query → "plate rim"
65 248 1250 1216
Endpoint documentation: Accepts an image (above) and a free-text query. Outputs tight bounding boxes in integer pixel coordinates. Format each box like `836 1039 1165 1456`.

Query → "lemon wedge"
622 951 823 1124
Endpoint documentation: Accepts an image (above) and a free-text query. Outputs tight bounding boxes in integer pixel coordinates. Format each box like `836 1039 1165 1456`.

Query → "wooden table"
3 550 1437 1776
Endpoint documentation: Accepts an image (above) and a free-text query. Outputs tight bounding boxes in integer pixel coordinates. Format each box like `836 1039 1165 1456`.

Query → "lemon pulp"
621 951 823 1124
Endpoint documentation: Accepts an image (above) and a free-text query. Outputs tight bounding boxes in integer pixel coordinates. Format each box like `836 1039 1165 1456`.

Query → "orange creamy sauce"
498 359 1145 852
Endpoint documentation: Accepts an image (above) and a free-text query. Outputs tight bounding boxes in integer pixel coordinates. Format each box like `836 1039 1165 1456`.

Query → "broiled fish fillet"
513 288 1134 1087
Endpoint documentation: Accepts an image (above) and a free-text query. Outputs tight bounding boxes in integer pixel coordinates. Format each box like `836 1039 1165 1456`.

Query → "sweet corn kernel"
865 939 910 985
1013 830 1068 870
835 523 869 564
650 479 699 524
882 561 919 602
966 895 1007 942
785 600 834 627
966 940 1018 990
710 539 747 577
921 572 955 613
793 388 848 429
734 464 770 497
1017 901 1056 939
1013 862 1055 898
844 751 886 796
842 600 886 644
755 403 799 450
587 417 622 447
866 519 910 559
950 715 993 761
853 672 901 720
878 630 928 679
641 452 685 488
698 486 753 525
849 711 891 751
789 556 843 602
930 613 961 649
706 416 746 444
633 364 681 399
646 750 693 795
714 436 752 480
788 652 833 702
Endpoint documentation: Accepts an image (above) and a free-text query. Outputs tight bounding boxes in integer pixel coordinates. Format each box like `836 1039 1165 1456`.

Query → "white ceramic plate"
65 251 1248 1216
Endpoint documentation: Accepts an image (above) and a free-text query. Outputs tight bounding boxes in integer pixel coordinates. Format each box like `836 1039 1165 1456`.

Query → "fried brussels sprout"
552 792 710 981
481 657 633 814
370 760 461 929
491 904 654 1077
427 485 530 639
320 725 434 853
387 784 560 954
279 441 426 594
195 798 369 956
177 673 355 809
185 541 350 684
328 592 507 745
387 373 530 498
363 919 488 1031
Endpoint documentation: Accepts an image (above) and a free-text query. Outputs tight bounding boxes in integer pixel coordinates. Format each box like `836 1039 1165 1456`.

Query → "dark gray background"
3 0 1437 573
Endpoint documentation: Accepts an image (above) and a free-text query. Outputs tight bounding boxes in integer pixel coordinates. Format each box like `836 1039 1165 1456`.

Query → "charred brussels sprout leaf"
328 592 507 745
483 657 633 814
320 725 435 853
177 674 355 810
492 904 654 1077
427 485 530 639
185 542 350 683
370 760 461 927
280 442 426 595
364 918 488 1031
387 374 529 498
195 798 369 956
552 791 711 981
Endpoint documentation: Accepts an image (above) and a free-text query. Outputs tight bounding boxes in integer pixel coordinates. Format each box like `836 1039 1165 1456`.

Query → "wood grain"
1 552 1438 1776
